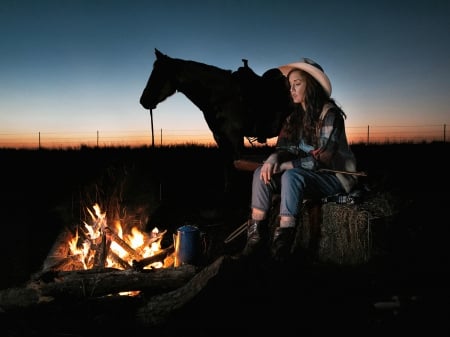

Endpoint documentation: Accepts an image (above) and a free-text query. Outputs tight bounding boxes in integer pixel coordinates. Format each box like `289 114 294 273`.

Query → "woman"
242 57 358 262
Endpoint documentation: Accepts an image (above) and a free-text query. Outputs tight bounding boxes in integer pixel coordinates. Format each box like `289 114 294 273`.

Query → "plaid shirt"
275 103 358 192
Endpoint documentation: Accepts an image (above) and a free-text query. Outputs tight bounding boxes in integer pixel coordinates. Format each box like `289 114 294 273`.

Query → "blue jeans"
251 167 345 218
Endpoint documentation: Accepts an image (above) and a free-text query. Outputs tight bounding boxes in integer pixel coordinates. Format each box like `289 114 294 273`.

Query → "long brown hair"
283 69 342 145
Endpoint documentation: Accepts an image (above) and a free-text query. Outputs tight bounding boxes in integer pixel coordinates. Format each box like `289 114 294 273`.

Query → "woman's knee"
281 169 304 186
252 166 261 181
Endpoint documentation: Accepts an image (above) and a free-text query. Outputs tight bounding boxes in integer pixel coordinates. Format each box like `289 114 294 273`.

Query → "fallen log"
0 255 242 334
0 264 198 312
136 255 228 327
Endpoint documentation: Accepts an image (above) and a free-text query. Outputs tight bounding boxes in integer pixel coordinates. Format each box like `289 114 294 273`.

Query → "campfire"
0 197 229 328
43 203 175 276
0 197 223 330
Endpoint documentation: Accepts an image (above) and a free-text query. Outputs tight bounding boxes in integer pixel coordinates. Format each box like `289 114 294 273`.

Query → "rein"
149 108 154 147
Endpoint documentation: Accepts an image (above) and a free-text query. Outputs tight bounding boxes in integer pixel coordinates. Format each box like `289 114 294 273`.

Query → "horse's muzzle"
139 95 157 110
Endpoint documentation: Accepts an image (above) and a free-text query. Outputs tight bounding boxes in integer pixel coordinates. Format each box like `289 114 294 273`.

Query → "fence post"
367 125 370 145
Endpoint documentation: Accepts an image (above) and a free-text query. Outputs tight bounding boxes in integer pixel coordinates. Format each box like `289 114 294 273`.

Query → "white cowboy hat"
278 58 332 97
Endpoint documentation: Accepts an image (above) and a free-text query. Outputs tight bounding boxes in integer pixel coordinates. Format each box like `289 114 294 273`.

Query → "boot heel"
270 227 295 262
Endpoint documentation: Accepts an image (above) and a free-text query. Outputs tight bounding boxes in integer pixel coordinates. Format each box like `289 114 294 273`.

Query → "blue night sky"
1 0 449 146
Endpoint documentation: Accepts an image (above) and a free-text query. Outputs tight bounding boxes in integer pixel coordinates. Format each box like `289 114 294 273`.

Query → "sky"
1 0 449 147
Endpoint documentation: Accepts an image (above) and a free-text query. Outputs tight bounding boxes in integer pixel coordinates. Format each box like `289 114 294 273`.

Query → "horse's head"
140 49 178 110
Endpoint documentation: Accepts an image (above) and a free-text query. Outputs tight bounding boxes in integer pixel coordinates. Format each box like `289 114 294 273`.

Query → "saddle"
232 60 291 142
232 59 288 97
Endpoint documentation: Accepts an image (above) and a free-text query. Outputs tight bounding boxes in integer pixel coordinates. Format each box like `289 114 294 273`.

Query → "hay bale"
318 203 371 265
295 192 397 265
267 191 397 265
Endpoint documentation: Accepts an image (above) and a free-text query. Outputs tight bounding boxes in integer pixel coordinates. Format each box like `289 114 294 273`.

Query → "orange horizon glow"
0 125 447 149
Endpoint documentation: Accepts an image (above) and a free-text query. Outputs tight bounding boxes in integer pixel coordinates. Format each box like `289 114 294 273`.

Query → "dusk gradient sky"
1 0 449 147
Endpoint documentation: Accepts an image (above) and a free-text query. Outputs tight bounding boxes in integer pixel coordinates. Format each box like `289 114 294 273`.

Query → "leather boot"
241 219 267 257
270 227 295 262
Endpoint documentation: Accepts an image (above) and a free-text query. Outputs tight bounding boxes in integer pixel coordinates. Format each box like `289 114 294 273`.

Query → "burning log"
135 229 167 256
109 251 133 270
132 244 175 271
105 226 141 260
93 231 111 268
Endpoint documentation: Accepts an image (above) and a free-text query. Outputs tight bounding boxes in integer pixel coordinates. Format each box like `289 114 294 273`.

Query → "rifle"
233 159 367 176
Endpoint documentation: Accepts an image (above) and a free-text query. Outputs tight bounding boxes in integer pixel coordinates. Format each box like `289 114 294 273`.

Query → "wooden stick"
93 232 111 268
104 226 141 260
234 159 367 176
132 244 175 271
135 229 167 255
233 159 261 171
108 251 132 270
223 221 247 244
318 168 367 176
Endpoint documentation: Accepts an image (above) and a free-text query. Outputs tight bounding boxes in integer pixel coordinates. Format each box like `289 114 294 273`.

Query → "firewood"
41 265 198 298
42 255 85 272
135 229 167 256
132 244 174 270
0 264 198 311
109 251 132 270
42 229 74 271
93 232 111 268
105 226 140 260
136 255 227 327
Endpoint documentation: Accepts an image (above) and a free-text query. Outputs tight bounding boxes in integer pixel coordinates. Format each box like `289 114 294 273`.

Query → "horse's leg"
213 134 233 193
213 131 244 196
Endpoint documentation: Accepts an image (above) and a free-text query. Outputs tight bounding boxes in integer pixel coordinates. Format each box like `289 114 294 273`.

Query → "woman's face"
288 70 306 107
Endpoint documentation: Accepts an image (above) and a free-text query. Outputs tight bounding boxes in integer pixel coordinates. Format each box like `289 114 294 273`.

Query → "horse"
140 49 292 193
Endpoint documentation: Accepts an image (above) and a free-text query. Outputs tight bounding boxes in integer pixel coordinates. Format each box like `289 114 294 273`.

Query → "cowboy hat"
278 58 332 97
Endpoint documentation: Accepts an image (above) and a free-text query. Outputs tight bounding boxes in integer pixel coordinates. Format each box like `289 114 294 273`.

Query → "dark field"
0 143 449 336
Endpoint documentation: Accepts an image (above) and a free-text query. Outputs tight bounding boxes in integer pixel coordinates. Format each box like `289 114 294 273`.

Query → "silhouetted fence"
0 124 447 149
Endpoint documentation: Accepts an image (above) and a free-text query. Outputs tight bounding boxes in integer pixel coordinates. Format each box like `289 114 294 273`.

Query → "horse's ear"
155 48 164 59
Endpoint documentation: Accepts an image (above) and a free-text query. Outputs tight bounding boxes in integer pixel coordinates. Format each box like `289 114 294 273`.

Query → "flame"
67 203 168 271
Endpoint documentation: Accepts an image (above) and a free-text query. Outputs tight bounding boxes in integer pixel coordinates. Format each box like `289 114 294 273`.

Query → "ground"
0 143 449 336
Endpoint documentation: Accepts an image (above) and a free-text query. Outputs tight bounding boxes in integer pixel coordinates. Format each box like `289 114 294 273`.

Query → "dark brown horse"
140 49 292 192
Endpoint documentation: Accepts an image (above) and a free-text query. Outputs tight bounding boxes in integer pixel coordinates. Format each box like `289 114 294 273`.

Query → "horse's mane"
162 54 233 84
183 59 232 75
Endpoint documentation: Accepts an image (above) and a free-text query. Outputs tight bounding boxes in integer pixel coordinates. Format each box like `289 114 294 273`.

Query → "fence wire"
0 124 447 149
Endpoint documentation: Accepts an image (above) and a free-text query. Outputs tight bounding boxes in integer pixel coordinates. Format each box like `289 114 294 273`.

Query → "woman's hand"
260 153 279 184
260 154 294 184
310 148 321 160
